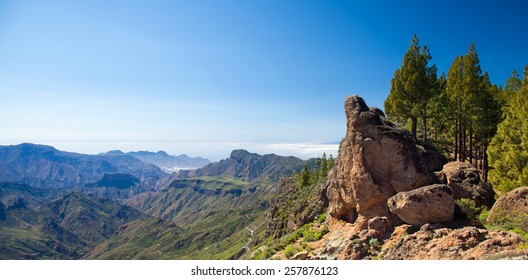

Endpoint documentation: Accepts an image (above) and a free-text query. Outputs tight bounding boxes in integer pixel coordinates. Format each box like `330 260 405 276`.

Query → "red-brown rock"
387 184 455 226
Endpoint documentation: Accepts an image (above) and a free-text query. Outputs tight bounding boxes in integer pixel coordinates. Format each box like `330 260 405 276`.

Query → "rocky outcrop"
387 184 455 226
315 95 526 260
441 161 495 207
379 224 527 260
326 95 445 230
177 149 311 183
487 186 528 232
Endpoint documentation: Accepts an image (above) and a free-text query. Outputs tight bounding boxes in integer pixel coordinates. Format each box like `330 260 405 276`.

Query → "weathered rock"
387 184 455 226
367 216 389 238
291 251 309 260
442 161 495 207
487 186 528 232
327 95 445 230
380 225 527 260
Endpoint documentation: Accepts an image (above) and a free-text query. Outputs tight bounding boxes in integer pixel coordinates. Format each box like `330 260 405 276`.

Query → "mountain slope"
84 175 276 259
0 143 165 189
0 184 146 259
125 176 271 227
177 149 314 184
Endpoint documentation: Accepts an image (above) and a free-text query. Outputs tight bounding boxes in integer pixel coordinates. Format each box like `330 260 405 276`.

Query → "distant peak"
106 150 124 155
229 149 253 160
156 150 169 156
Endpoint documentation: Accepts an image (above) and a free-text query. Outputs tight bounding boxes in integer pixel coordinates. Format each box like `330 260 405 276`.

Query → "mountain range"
176 149 316 184
102 150 210 172
0 143 312 259
0 143 165 189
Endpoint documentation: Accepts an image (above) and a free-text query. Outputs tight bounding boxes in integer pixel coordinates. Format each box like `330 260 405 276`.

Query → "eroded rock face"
327 95 445 230
487 186 528 232
387 184 455 226
442 161 495 207
379 225 527 260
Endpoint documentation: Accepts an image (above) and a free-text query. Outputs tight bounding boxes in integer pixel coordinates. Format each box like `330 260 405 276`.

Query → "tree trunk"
423 114 427 142
462 124 467 162
483 144 489 182
411 116 417 139
454 119 458 161
469 126 473 165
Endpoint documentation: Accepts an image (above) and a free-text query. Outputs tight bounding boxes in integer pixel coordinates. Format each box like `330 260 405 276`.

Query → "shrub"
369 238 380 247
456 198 482 220
284 244 302 259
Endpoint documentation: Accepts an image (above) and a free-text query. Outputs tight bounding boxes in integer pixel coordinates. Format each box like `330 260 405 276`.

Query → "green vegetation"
456 198 485 221
486 209 528 240
251 218 329 260
284 244 302 258
0 190 143 259
369 237 380 247
384 35 528 189
170 176 250 191
293 153 334 188
455 198 528 240
384 34 436 139
488 68 528 193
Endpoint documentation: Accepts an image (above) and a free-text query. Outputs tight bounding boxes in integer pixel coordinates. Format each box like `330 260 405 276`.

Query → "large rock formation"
487 186 528 232
326 95 445 230
387 184 455 226
313 95 527 260
441 161 495 207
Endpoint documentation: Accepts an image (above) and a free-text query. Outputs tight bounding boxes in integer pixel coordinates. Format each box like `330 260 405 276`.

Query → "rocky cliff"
315 95 527 260
326 95 445 230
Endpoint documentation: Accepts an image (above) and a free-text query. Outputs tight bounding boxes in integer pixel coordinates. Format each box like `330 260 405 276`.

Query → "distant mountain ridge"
0 143 164 189
103 150 210 172
176 149 315 183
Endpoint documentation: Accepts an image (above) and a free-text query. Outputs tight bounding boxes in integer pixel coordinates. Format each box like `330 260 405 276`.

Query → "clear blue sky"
1 0 527 161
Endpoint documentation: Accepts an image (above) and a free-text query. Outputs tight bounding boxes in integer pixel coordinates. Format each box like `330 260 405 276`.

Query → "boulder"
442 161 495 207
487 186 528 232
387 184 455 226
327 95 445 230
367 216 389 238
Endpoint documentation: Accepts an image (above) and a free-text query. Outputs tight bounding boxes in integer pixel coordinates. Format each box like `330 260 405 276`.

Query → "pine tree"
328 154 335 170
504 70 522 96
446 56 465 161
300 164 310 188
384 34 435 139
488 83 528 193
462 43 484 164
523 65 528 86
473 72 501 179
428 73 453 154
319 153 328 179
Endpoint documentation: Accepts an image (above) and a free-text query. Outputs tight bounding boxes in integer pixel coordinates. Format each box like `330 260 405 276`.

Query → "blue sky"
1 0 527 161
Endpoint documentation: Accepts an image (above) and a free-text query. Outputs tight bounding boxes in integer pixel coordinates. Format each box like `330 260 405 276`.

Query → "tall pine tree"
488 69 528 193
385 34 436 140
